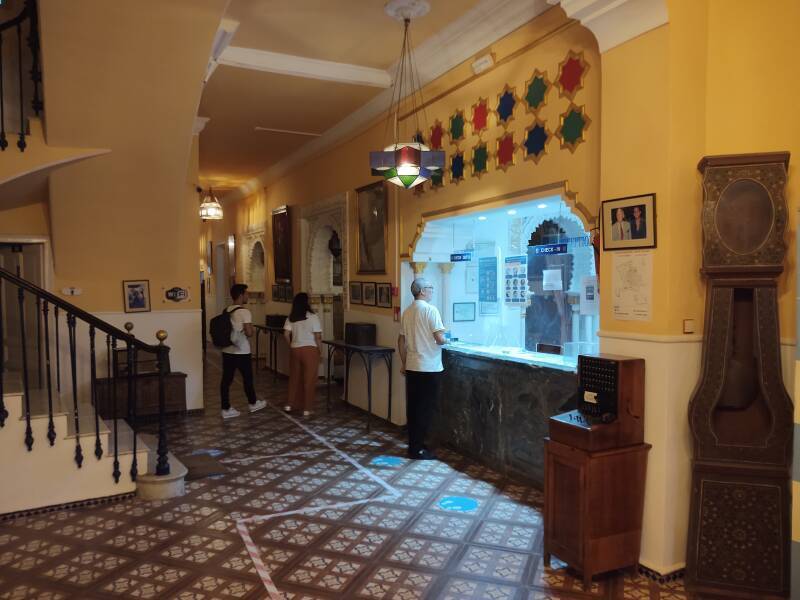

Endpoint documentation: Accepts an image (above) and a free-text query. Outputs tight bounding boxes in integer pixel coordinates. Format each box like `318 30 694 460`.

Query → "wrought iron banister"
0 263 171 482
0 0 42 152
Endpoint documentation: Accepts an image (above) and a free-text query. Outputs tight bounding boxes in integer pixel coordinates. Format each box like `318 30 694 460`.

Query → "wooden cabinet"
95 372 187 420
544 439 650 588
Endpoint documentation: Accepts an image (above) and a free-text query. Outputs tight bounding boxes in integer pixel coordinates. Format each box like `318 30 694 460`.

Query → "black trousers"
405 370 441 455
220 352 257 410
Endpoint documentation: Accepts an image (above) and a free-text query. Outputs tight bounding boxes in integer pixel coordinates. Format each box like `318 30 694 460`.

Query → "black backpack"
209 306 242 348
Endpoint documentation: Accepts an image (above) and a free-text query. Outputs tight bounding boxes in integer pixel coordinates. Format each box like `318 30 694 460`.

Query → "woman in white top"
283 293 322 416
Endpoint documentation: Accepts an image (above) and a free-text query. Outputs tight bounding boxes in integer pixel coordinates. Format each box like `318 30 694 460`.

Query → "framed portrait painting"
123 280 150 313
601 193 657 251
272 206 292 283
362 282 377 306
356 182 388 274
376 283 392 308
349 282 362 304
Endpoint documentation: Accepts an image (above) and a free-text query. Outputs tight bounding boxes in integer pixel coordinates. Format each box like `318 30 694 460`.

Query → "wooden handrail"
0 265 160 353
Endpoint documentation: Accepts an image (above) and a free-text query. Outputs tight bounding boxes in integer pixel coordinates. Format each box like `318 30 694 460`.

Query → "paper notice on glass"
580 275 599 315
542 269 562 291
612 250 652 321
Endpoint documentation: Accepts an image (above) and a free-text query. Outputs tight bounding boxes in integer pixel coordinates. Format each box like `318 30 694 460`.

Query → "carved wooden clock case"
686 152 792 598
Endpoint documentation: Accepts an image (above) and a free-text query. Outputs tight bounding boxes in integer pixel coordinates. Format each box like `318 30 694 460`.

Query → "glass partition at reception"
402 194 598 371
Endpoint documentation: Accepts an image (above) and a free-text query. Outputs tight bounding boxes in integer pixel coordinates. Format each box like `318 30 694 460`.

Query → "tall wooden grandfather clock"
686 152 792 599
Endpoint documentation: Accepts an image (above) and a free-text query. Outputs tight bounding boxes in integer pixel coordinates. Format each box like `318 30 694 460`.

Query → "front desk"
433 343 578 486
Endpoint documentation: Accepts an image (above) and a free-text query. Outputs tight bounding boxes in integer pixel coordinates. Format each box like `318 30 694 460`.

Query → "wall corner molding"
547 0 668 53
193 117 210 136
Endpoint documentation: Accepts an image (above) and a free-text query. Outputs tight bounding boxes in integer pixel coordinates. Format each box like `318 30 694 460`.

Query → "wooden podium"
544 355 648 588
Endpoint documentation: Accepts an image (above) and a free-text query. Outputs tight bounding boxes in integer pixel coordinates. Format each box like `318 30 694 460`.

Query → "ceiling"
197 0 483 189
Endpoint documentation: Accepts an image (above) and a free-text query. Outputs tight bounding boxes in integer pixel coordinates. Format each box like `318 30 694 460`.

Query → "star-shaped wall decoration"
472 98 489 135
557 50 589 100
496 133 516 171
430 169 444 188
449 110 465 142
556 104 591 153
413 131 425 145
429 121 444 150
523 119 550 164
524 69 551 113
472 143 489 178
496 85 517 126
450 152 465 183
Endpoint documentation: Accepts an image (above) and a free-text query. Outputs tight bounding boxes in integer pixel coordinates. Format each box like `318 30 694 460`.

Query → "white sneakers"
283 405 292 412
249 400 267 413
302 410 312 417
221 399 267 419
221 407 241 419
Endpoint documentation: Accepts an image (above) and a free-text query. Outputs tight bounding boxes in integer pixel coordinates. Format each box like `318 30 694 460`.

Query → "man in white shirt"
398 277 447 460
220 284 266 418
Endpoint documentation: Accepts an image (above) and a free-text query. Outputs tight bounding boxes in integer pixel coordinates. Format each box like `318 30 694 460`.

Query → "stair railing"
0 264 171 481
0 0 42 152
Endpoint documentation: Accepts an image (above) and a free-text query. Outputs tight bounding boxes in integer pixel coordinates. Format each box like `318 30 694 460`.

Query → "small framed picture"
453 302 476 322
282 284 293 303
376 283 392 308
601 193 657 251
362 282 377 306
123 280 150 313
349 282 362 304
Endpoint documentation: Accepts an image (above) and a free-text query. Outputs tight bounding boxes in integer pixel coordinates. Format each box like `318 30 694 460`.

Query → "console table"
322 340 394 431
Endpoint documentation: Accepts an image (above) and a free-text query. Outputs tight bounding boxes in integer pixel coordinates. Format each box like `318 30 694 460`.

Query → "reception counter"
432 343 578 486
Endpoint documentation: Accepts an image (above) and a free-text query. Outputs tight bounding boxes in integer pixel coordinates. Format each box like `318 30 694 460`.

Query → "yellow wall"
0 201 49 238
600 0 798 338
216 8 601 312
38 0 228 312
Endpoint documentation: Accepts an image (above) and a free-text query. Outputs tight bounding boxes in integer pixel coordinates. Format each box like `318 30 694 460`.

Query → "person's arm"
314 332 322 350
397 334 407 375
243 323 255 338
283 321 292 345
430 307 447 346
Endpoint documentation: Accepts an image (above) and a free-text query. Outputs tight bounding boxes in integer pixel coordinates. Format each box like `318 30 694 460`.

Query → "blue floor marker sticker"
438 496 479 512
370 456 404 467
190 448 225 457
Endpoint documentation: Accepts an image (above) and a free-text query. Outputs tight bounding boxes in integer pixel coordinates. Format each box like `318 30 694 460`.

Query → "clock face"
714 178 774 255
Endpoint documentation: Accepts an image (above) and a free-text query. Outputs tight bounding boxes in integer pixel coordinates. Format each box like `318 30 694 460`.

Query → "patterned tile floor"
0 356 687 599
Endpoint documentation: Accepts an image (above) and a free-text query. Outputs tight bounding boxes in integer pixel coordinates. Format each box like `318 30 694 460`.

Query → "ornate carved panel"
686 152 791 598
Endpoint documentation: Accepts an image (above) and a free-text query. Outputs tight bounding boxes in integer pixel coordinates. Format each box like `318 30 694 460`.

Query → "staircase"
0 265 181 516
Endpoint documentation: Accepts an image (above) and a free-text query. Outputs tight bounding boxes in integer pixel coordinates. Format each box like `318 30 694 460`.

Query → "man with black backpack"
213 283 266 419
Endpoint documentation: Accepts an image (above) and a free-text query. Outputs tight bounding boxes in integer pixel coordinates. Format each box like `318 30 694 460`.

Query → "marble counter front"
432 344 578 487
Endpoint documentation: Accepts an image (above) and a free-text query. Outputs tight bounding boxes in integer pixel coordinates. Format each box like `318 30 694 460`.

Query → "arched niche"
247 239 266 293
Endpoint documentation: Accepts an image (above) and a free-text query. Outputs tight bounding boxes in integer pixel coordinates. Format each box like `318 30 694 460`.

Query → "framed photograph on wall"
356 181 388 274
272 206 292 282
281 284 293 303
453 302 476 322
349 282 362 304
601 193 657 251
362 282 377 306
123 280 150 313
376 283 392 308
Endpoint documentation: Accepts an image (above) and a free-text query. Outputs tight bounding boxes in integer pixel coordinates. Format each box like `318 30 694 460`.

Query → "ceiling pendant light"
370 0 444 189
198 187 223 221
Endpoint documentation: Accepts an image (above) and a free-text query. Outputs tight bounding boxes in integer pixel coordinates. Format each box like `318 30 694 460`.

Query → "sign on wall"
504 255 527 304
164 286 190 302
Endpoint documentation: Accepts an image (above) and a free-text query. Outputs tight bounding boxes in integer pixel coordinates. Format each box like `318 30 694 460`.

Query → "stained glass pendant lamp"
199 187 223 221
369 0 444 189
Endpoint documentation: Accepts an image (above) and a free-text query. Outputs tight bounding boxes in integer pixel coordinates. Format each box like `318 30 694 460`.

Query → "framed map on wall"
272 206 292 283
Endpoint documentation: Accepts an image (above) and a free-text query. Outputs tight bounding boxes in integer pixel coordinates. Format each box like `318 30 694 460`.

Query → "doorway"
0 242 46 383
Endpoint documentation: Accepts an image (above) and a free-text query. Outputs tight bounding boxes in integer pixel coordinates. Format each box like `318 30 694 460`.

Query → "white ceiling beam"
547 0 668 53
205 18 240 83
218 47 393 88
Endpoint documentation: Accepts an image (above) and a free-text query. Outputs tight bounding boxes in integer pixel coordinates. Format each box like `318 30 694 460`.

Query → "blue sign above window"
450 252 472 262
533 243 568 255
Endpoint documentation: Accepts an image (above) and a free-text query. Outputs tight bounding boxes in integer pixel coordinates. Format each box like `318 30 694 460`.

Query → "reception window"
402 195 599 369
